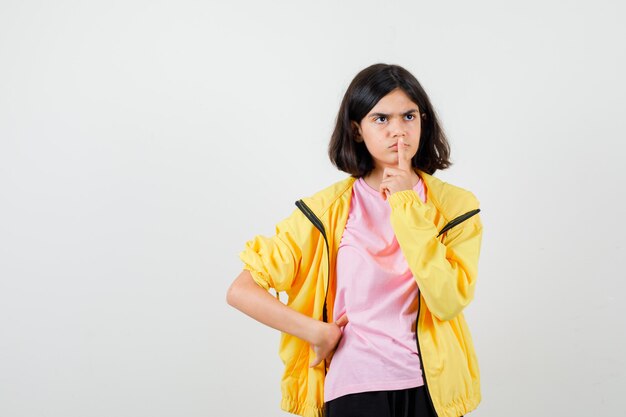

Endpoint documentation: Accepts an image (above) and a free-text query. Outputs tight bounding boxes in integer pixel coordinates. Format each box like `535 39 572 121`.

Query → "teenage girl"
227 63 483 417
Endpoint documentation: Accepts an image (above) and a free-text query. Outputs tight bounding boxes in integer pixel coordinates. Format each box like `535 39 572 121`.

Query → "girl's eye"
374 114 416 123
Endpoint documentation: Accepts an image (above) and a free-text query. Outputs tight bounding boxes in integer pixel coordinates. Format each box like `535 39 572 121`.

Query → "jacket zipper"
295 200 330 323
437 209 480 237
415 293 438 416
295 199 480 406
417 209 481 417
295 200 331 376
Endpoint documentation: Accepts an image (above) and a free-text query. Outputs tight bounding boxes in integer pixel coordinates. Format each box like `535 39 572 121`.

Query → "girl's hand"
309 314 349 368
380 137 416 200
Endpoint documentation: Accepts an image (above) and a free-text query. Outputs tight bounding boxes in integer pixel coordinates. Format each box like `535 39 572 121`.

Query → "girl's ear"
351 121 363 142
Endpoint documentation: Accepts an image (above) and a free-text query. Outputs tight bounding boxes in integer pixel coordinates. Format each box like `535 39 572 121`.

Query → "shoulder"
420 171 480 220
296 175 356 218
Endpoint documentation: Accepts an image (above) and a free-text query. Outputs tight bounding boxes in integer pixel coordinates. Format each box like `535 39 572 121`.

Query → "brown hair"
328 63 452 177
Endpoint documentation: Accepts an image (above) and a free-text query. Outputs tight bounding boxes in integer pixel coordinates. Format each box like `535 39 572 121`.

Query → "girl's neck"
363 167 421 191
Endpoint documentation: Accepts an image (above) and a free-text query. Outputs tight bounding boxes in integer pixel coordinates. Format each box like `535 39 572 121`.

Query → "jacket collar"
298 168 445 218
295 168 479 244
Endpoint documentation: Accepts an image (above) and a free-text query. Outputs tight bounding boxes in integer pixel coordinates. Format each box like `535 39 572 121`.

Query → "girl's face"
352 88 422 174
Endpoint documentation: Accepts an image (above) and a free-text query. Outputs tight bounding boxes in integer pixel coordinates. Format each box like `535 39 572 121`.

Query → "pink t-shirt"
324 176 427 403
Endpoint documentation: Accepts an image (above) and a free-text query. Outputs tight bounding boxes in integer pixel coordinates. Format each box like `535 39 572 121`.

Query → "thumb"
309 353 322 368
335 314 349 327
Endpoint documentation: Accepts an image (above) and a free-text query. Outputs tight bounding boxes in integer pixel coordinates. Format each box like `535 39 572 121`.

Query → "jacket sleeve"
238 208 304 293
388 189 483 322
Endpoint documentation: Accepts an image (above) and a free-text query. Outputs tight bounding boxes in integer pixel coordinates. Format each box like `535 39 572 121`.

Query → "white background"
1 1 625 416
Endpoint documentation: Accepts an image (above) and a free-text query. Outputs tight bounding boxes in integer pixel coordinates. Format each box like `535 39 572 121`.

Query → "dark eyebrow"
368 108 419 118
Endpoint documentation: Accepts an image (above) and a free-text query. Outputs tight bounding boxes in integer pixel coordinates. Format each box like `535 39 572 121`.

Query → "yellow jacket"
239 169 484 417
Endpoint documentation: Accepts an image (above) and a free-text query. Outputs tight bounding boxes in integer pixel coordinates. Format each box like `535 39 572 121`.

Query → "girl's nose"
388 117 406 136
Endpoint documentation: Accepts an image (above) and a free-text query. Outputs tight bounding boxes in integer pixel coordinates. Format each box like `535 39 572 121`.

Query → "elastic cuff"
241 264 270 291
388 189 423 208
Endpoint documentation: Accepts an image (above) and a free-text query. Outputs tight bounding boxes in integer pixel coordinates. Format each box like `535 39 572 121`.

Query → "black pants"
325 386 459 417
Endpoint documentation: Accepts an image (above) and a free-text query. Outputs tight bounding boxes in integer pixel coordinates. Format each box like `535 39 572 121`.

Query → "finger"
380 184 388 200
397 138 412 171
379 176 395 199
335 314 349 327
309 354 322 368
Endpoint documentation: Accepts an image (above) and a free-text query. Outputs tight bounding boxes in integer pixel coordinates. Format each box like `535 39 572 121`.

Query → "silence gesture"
380 137 418 200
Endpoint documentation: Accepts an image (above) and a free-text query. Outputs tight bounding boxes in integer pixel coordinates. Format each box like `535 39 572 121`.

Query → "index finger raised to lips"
397 138 411 171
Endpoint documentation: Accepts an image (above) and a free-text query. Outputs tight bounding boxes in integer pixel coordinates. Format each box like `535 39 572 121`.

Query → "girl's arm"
388 190 483 322
226 269 348 367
